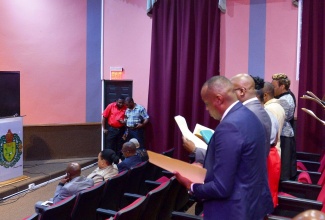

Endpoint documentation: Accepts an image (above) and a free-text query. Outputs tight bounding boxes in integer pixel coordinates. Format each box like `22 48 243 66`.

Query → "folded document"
148 151 206 183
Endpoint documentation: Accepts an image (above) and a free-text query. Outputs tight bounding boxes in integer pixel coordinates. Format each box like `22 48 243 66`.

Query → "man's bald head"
230 73 256 102
201 76 237 121
66 162 81 178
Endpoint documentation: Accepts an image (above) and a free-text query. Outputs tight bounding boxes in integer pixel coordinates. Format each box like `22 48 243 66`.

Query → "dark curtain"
296 1 325 154
146 0 220 160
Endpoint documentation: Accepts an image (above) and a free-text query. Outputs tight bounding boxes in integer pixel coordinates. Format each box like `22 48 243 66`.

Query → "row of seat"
269 151 325 219
23 148 195 220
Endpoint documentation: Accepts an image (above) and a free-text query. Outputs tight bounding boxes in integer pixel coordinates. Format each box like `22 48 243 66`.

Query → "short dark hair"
125 97 134 103
101 149 119 164
250 75 265 90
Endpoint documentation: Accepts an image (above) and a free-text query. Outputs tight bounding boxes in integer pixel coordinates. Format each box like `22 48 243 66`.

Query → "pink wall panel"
103 0 152 108
221 0 250 78
265 0 299 100
0 0 87 124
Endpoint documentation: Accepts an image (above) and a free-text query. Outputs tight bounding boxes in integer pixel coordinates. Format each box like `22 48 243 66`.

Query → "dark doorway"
103 80 133 107
0 71 20 118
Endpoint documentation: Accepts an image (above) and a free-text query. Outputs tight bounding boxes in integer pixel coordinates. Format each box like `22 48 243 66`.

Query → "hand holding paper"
174 115 208 150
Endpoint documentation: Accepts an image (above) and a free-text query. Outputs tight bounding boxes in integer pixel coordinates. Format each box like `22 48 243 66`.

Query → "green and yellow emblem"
0 129 23 168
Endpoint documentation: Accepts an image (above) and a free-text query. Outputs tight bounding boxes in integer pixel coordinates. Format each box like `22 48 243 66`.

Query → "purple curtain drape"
296 1 325 154
146 0 220 160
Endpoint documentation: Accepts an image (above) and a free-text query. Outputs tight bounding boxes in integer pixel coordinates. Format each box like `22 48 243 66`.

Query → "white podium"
0 117 24 182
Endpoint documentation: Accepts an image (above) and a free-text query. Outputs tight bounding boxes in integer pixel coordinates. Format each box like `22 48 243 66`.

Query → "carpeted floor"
0 158 97 220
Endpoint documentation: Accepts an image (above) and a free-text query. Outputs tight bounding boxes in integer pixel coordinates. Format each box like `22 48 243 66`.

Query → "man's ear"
215 94 223 105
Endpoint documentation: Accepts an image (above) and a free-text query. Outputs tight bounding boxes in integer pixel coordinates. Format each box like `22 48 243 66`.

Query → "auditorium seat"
98 170 129 211
145 176 181 220
162 148 175 158
97 196 147 220
296 170 321 184
296 151 322 162
97 180 170 220
171 211 203 220
274 184 325 217
279 180 322 200
125 161 148 195
70 181 105 220
22 213 39 220
38 195 76 220
137 180 170 219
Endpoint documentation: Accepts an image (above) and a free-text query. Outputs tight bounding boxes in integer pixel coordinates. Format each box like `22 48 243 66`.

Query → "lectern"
0 116 23 182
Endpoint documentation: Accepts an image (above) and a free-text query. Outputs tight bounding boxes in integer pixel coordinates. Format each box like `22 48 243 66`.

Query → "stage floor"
0 157 97 199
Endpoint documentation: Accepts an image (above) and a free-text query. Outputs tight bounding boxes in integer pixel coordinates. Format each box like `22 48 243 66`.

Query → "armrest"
145 180 161 192
280 180 321 200
266 214 291 220
122 192 142 206
296 170 321 184
296 152 321 162
96 208 117 220
171 211 203 220
162 170 174 178
297 160 320 172
274 195 323 218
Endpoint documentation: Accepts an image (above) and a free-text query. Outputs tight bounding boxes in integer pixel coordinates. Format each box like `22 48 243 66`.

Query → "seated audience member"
129 138 149 162
35 162 94 213
117 142 142 173
87 149 119 184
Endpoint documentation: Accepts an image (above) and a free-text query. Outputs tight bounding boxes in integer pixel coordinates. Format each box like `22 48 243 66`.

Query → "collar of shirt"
264 98 280 106
221 100 240 121
242 97 258 105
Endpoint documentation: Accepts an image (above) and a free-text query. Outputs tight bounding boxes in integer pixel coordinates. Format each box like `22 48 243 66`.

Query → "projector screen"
0 71 20 118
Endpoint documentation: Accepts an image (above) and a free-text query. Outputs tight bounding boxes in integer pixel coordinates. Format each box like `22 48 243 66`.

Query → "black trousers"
105 125 125 154
280 136 297 181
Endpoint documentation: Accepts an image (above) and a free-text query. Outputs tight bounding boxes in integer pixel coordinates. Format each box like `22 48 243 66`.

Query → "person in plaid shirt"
123 97 149 149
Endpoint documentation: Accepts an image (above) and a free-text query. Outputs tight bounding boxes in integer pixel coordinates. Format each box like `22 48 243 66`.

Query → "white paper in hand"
174 115 208 150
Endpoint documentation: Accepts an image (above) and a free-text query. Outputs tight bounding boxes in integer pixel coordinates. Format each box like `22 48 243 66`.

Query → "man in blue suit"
117 141 142 173
175 76 273 220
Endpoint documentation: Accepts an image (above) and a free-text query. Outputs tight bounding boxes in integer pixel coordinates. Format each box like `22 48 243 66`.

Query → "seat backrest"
140 180 170 219
70 181 105 220
157 176 181 220
125 161 148 194
39 195 76 220
99 170 129 211
297 161 308 171
318 155 325 173
115 196 148 220
317 171 325 186
22 213 39 220
174 183 191 212
297 171 312 184
162 148 175 158
317 186 325 212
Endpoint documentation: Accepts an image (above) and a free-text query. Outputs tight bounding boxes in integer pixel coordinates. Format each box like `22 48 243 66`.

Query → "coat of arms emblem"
0 129 23 168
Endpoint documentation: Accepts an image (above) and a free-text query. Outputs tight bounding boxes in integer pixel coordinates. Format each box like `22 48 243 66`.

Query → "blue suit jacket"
193 102 273 220
117 155 142 173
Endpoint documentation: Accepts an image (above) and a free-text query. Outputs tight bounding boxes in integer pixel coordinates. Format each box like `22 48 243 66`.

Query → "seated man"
129 138 149 162
87 149 119 184
34 162 94 213
117 141 142 173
